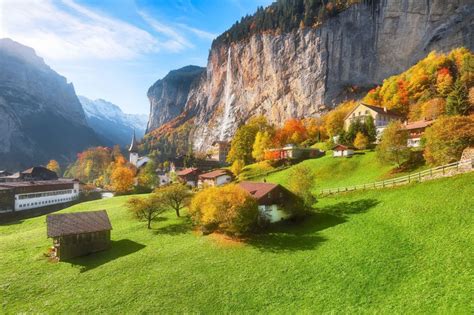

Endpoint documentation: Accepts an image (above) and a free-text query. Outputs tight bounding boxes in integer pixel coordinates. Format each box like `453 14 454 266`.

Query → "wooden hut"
46 210 112 260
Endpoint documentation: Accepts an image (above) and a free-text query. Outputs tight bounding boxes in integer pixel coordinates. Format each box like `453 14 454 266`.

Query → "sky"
0 0 273 115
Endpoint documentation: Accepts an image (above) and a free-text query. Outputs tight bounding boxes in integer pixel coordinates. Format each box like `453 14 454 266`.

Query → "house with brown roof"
176 168 201 187
239 181 292 223
332 144 354 157
344 103 402 139
198 169 233 188
46 210 112 260
404 120 434 147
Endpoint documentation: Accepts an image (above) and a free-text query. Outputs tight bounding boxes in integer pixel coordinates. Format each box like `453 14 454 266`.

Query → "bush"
189 184 259 236
287 164 317 208
376 121 410 168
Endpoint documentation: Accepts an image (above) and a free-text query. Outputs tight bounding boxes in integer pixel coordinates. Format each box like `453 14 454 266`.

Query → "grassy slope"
258 150 425 192
1 173 473 313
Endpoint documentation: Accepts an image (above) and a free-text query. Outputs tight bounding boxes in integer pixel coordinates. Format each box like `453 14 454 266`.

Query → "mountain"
79 96 148 147
0 38 102 171
146 0 474 152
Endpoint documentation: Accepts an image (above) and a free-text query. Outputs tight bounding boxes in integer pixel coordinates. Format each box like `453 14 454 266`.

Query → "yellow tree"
252 131 272 161
230 159 245 177
111 165 135 194
376 121 410 168
46 160 61 176
353 132 369 150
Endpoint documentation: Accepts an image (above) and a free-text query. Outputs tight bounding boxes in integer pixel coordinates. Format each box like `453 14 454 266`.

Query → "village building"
128 131 150 169
239 181 292 223
0 166 58 183
176 168 201 187
198 169 233 187
210 141 231 164
0 179 80 214
264 144 324 161
332 144 355 157
46 210 112 260
344 103 402 138
404 120 434 147
0 170 12 177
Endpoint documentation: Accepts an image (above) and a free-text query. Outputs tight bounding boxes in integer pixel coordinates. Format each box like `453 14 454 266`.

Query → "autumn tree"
252 131 273 161
423 115 474 166
323 100 356 137
156 184 190 217
137 160 158 189
111 164 135 194
287 164 316 208
230 159 245 177
376 121 410 168
46 160 61 176
189 184 258 235
127 194 166 229
421 98 446 120
354 132 369 150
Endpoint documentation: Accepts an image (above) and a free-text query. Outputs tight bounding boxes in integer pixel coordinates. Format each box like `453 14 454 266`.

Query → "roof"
129 131 139 153
404 120 434 130
47 210 112 238
0 179 77 188
332 144 353 151
239 181 280 200
199 169 232 179
176 168 199 176
345 103 401 120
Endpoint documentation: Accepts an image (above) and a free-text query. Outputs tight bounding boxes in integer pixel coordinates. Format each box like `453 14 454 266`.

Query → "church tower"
129 131 139 166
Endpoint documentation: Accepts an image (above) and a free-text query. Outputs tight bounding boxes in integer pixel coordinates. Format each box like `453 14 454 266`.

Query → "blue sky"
0 0 272 115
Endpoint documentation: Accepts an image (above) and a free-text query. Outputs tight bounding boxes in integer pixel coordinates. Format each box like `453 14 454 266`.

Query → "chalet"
344 103 402 138
0 166 58 183
0 179 80 214
264 144 324 161
239 181 292 223
210 141 231 164
176 168 201 187
46 210 112 260
0 170 12 177
333 144 354 157
198 169 233 187
404 120 434 147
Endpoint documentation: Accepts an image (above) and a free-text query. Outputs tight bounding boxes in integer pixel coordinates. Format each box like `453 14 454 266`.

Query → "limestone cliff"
0 38 101 170
146 0 474 152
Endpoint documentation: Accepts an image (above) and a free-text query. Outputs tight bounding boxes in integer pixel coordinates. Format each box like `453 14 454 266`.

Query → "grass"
258 150 426 192
1 173 473 313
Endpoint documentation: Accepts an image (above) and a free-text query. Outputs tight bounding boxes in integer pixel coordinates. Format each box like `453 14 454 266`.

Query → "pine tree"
446 80 470 116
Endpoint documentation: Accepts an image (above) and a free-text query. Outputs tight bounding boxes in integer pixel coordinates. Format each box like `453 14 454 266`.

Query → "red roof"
176 168 199 176
404 120 434 130
239 181 279 200
332 144 353 151
199 169 232 179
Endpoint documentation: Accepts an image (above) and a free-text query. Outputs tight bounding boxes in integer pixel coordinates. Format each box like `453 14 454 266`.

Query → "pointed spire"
129 130 138 153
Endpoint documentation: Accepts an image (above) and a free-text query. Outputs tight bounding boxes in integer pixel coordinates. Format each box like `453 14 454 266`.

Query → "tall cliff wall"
147 0 474 151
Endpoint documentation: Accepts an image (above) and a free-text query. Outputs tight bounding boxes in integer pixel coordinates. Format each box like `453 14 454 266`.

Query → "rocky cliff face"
0 38 101 170
147 0 474 151
147 65 205 133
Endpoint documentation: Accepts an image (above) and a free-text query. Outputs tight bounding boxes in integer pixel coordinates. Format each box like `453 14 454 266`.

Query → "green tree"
376 121 410 168
364 115 377 143
156 184 190 217
137 160 157 189
446 80 470 116
287 164 316 208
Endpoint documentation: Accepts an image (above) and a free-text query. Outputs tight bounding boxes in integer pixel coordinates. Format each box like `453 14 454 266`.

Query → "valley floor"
0 173 473 313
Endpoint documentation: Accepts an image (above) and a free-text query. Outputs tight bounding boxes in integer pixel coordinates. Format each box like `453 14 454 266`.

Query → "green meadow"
1 172 472 313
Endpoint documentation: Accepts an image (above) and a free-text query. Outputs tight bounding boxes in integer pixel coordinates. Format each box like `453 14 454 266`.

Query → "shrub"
423 115 474 165
189 184 259 236
287 164 316 208
376 121 410 168
354 132 369 150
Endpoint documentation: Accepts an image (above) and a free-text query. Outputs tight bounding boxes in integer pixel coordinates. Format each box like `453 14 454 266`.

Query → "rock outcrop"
147 0 473 151
0 38 101 170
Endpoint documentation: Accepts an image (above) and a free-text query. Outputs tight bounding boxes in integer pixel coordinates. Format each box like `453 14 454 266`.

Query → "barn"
46 210 112 260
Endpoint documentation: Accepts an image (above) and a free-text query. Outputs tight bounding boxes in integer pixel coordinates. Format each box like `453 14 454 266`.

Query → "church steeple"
129 130 138 153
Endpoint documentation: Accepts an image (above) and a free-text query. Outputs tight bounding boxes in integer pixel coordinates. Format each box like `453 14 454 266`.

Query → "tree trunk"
175 208 180 217
147 217 151 229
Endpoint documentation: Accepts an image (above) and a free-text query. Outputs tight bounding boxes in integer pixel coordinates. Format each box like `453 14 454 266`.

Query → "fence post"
443 166 445 175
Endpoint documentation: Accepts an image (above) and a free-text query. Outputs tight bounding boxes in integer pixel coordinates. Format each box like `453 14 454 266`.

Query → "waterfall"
219 46 235 141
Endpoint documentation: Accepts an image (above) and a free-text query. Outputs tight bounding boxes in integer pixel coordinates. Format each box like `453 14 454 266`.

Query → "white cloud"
177 24 217 41
0 0 190 61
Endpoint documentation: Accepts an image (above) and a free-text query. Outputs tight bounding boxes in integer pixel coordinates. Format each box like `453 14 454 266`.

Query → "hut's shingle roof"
47 210 112 238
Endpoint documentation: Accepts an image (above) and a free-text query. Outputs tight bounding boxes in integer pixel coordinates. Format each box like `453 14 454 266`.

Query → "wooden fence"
319 158 473 196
